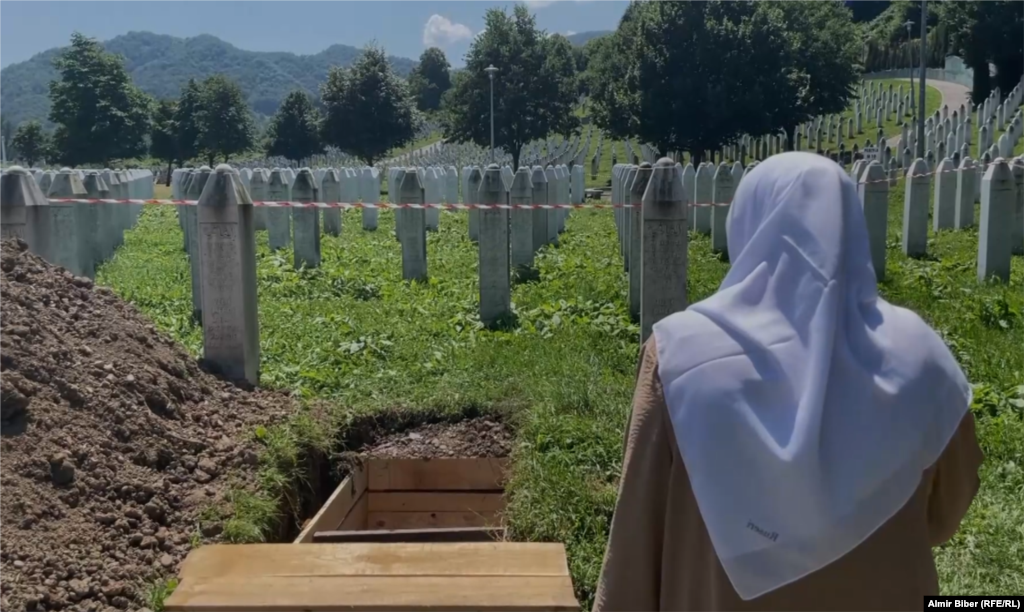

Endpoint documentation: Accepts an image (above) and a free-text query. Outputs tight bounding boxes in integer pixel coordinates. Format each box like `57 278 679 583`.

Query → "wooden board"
366 510 498 530
177 543 571 579
367 492 505 513
337 492 368 531
312 527 504 544
366 458 507 492
293 466 368 543
164 575 580 611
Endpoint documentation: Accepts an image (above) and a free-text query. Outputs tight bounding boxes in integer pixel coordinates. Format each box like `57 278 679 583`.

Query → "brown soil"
360 417 512 459
0 239 294 612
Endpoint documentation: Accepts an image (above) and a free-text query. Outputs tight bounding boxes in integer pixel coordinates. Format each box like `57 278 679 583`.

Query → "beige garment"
593 338 982 612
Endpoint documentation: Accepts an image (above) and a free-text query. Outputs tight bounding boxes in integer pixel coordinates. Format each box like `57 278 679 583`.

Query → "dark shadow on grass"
513 266 541 285
483 310 520 332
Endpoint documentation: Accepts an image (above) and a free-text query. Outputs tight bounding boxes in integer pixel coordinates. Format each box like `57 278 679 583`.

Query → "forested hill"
566 31 611 46
0 31 418 127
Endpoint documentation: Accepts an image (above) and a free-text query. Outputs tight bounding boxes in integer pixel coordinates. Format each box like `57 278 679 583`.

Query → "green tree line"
14 4 1019 173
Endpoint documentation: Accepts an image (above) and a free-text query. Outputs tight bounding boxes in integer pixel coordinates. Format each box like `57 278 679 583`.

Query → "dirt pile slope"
1 239 291 612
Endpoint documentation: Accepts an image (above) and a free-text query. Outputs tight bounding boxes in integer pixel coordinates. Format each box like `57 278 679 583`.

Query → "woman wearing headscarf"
593 152 982 611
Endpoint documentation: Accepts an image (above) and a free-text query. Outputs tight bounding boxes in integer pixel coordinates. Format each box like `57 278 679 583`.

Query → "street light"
485 65 498 164
903 19 915 113
917 0 927 159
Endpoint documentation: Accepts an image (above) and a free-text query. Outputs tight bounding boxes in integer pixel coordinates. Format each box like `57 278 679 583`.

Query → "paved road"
885 79 971 149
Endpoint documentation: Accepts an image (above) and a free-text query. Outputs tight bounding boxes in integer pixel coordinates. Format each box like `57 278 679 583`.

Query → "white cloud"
423 14 474 48
565 30 577 36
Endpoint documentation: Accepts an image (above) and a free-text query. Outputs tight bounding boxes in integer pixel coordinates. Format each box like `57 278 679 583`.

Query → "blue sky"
0 1 628 69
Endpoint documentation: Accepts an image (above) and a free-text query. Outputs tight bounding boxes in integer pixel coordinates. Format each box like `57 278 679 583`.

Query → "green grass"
100 171 1022 607
386 131 443 161
880 182 1024 596
796 79 943 153
142 577 178 612
969 102 1024 161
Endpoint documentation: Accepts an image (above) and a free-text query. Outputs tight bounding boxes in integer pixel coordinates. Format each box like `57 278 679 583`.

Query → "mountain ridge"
0 31 419 128
565 30 612 46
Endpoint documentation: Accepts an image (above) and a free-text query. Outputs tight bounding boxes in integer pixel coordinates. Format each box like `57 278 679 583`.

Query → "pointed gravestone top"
83 172 109 197
2 166 47 208
197 164 251 208
292 169 318 200
511 166 532 194
49 168 87 197
630 163 653 199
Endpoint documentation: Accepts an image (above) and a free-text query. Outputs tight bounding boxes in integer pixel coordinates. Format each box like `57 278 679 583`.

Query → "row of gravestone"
172 166 383 321
667 99 1022 178
0 167 155 278
611 152 1024 292
254 126 614 187
172 163 586 330
170 161 689 386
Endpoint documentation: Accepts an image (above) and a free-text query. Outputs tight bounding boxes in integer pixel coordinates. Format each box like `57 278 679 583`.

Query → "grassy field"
969 102 1024 161
102 165 1023 607
386 131 444 161
795 79 943 153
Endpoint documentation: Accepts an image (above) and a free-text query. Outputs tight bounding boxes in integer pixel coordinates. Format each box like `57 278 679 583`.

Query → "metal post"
916 0 927 159
485 65 498 165
903 20 915 113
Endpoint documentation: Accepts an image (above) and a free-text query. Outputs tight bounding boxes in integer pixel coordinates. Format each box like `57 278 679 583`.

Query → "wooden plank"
313 527 505 544
366 458 507 491
337 491 368 531
366 511 498 530
164 575 580 611
293 466 368 544
177 543 570 579
367 492 505 513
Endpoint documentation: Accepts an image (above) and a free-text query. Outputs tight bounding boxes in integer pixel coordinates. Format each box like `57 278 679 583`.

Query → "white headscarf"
653 152 972 600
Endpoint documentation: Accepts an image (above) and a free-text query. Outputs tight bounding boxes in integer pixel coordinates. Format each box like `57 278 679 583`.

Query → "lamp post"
903 19 915 113
485 65 498 164
917 0 927 159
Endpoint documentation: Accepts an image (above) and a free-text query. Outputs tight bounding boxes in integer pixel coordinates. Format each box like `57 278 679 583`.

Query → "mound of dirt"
363 417 512 459
0 239 292 612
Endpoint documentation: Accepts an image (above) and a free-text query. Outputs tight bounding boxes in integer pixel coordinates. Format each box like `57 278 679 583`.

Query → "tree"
938 1 1023 103
442 6 580 169
320 45 418 167
12 121 49 166
48 32 152 166
196 75 256 166
174 79 203 164
762 1 861 150
586 3 642 142
264 90 322 163
151 99 178 185
594 1 790 164
1 115 15 162
847 0 890 23
409 48 452 112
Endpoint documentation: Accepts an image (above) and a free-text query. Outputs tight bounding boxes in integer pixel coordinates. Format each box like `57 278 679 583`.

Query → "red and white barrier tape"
47 199 650 209
34 161 1006 210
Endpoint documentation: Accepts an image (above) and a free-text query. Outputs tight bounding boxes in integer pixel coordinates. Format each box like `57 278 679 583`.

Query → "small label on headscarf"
745 521 778 542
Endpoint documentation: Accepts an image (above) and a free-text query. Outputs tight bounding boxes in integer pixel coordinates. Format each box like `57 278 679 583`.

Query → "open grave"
299 418 509 543
165 418 582 611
